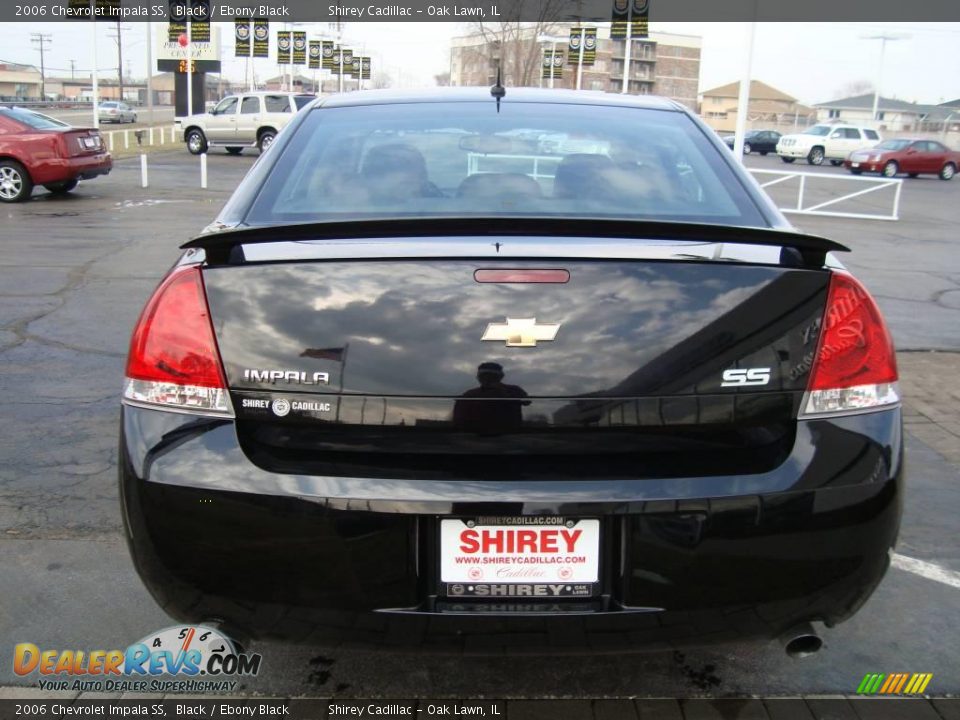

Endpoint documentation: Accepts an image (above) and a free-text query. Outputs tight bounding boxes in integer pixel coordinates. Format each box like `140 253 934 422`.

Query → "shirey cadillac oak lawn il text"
119 88 902 656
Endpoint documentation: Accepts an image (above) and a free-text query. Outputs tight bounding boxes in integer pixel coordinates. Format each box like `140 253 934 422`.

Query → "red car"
844 138 959 180
0 106 112 203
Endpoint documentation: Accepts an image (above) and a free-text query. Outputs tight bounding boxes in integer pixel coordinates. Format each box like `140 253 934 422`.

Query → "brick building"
449 26 701 110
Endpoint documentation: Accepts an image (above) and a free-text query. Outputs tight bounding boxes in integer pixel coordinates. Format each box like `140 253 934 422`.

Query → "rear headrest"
457 173 543 199
360 143 428 182
553 153 615 198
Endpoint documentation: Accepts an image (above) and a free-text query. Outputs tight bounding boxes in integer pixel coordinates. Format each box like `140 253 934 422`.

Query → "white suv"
776 124 882 166
178 92 315 155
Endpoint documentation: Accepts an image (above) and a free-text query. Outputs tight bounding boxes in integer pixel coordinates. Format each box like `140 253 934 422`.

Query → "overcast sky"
1 21 958 104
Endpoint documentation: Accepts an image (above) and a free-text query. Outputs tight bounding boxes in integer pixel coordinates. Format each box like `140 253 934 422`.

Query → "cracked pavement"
0 150 959 698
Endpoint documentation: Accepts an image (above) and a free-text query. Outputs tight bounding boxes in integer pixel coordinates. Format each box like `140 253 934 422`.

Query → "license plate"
82 138 98 148
440 518 600 597
852 162 860 168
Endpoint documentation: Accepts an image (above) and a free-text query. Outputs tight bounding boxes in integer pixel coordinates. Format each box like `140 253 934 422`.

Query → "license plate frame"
439 517 601 599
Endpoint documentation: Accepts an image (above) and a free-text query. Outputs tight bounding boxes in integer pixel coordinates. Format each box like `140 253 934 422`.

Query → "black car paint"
723 131 782 155
120 90 902 650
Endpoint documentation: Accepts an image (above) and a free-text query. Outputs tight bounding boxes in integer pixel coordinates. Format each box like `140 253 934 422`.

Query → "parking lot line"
891 553 960 589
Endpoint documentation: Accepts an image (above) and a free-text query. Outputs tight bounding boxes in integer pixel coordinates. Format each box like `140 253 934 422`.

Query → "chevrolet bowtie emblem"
481 317 561 347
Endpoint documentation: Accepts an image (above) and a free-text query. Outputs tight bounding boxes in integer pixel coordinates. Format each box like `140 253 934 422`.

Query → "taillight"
123 266 232 415
801 272 899 417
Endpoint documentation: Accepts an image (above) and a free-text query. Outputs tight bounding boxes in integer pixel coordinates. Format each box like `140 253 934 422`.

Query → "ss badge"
721 367 771 387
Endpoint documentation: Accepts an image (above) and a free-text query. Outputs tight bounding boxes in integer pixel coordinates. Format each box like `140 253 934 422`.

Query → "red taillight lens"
123 266 231 415
802 272 899 416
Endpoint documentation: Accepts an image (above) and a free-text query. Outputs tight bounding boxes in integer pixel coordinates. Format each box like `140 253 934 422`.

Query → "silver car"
98 101 137 124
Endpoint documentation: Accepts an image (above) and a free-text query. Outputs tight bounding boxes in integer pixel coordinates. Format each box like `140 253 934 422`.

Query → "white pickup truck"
776 124 882 166
178 91 315 155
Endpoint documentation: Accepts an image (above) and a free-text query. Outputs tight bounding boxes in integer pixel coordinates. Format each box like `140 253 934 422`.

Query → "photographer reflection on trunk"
453 362 530 435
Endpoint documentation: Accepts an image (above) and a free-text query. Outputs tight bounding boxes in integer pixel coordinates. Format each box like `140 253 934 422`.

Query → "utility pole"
69 59 76 80
30 33 52 100
107 22 127 102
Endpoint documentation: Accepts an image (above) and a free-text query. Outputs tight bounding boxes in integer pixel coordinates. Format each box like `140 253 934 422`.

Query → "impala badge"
481 317 561 347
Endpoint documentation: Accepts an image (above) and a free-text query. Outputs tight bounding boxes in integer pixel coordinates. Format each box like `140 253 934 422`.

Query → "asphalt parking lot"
1 148 959 701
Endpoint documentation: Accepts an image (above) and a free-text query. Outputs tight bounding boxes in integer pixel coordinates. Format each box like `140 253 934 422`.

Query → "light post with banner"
537 34 567 90
567 27 595 91
611 0 649 94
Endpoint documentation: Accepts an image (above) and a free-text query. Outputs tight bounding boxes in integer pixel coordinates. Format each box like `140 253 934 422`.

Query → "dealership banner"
567 27 595 65
321 40 335 69
329 46 341 74
308 40 321 69
541 49 563 79
253 19 269 57
612 0 648 38
341 47 354 69
234 19 251 56
277 30 291 64
292 30 307 64
361 56 371 80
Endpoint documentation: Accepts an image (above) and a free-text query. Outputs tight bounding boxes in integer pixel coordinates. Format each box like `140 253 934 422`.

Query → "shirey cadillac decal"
13 625 262 693
440 518 600 597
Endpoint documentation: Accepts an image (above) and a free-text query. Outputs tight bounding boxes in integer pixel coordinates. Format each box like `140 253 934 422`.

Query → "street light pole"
861 33 909 124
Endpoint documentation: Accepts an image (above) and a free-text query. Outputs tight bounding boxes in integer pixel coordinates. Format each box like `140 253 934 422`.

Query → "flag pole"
335 342 350 422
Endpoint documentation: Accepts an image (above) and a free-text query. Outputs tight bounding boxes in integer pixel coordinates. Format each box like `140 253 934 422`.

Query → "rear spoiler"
181 217 849 268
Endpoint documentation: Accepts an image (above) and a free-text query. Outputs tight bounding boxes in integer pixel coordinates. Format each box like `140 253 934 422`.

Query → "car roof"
230 91 312 97
314 87 683 111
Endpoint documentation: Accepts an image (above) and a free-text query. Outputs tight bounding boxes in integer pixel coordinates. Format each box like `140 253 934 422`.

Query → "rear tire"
882 161 899 178
908 172 919 178
257 129 277 152
44 179 79 194
850 169 863 175
225 147 243 155
830 159 842 167
0 159 33 203
940 163 956 181
760 151 768 156
186 129 208 155
807 147 825 166
780 156 796 164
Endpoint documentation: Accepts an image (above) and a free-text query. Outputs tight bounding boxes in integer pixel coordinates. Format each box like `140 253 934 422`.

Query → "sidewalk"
898 351 960 466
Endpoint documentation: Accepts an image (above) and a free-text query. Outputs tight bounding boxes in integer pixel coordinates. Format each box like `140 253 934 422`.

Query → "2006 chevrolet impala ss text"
119 88 902 654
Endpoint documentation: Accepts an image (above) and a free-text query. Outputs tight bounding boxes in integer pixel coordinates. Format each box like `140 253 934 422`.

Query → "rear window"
294 95 314 110
0 107 69 129
265 95 292 113
864 129 880 140
247 102 766 226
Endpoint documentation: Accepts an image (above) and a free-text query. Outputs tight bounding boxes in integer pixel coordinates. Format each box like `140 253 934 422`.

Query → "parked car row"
725 123 957 180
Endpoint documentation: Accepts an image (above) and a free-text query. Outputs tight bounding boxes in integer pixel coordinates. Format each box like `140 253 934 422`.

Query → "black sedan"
722 129 782 155
120 88 902 655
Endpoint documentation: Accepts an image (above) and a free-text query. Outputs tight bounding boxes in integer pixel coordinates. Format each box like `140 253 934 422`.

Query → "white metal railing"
750 168 903 221
467 152 562 182
101 125 179 153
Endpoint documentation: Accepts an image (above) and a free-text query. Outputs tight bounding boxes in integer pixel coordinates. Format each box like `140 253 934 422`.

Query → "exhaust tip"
780 623 823 658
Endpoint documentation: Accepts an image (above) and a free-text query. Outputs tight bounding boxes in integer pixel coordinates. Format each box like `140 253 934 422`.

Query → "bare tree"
465 0 567 87
371 71 392 90
834 80 875 100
